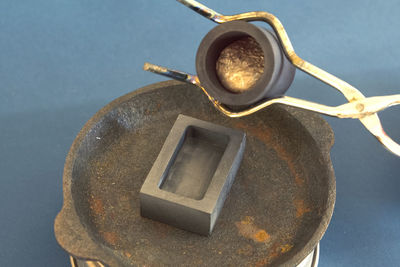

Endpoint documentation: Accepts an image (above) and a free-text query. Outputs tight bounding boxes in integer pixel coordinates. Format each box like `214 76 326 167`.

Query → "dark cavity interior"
159 126 229 200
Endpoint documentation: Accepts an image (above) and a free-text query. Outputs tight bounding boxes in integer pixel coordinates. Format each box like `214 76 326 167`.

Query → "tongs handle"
334 95 400 119
340 96 400 156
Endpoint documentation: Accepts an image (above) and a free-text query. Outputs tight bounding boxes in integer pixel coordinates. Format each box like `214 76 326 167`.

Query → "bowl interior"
68 82 334 266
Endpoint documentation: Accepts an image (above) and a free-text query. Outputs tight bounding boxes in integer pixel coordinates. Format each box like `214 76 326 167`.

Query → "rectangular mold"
140 114 246 235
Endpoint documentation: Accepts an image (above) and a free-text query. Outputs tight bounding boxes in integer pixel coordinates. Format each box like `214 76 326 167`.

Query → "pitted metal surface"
55 80 335 267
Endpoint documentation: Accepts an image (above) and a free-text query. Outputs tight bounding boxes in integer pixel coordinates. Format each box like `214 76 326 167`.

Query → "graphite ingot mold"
140 114 246 235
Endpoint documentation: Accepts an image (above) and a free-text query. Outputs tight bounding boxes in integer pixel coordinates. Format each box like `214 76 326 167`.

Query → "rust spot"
102 231 119 246
265 242 294 265
234 121 305 188
293 199 311 218
235 216 270 243
242 216 254 225
124 251 132 258
90 197 104 216
279 244 293 253
236 244 254 257
234 121 272 144
254 230 270 242
295 175 304 186
255 258 268 267
268 242 280 260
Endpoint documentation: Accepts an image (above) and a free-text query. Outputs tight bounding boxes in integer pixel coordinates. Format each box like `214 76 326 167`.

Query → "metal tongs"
144 0 400 157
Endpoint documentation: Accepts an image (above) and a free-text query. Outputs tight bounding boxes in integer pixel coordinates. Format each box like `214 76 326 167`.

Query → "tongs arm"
144 61 400 156
144 63 400 119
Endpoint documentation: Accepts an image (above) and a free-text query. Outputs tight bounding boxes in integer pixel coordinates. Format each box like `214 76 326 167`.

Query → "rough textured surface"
216 36 265 93
54 80 336 267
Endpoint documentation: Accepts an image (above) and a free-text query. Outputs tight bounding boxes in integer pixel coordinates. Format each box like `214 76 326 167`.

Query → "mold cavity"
216 36 264 94
159 126 229 200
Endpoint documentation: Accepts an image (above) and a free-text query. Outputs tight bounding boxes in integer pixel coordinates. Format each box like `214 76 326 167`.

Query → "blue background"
1 0 399 266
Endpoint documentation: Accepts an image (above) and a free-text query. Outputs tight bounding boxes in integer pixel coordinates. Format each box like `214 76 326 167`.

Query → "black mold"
140 114 246 235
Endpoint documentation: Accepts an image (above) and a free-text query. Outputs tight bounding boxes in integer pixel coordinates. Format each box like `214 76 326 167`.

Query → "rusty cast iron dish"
54 80 335 266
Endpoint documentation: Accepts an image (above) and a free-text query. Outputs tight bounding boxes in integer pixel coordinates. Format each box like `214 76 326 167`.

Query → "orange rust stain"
235 216 270 243
242 216 254 225
254 230 270 242
124 251 132 258
90 197 104 216
234 121 273 145
293 199 311 218
295 175 304 186
234 121 305 188
279 244 293 253
102 231 119 246
265 242 294 265
268 250 279 260
267 242 280 260
255 258 268 267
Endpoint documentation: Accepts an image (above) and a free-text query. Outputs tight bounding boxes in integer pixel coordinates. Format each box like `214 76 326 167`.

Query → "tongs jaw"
144 0 400 157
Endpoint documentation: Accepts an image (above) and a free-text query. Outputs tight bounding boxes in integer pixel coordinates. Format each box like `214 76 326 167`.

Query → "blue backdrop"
0 0 399 266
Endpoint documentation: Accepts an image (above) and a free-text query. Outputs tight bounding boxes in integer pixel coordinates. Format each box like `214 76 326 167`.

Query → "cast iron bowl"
54 80 335 266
